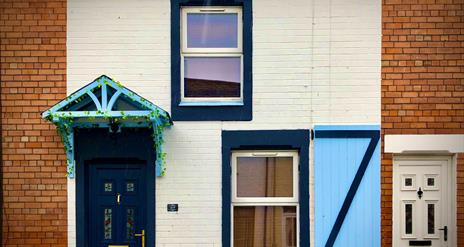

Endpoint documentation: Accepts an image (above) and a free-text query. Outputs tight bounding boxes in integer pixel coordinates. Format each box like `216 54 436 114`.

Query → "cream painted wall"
67 0 381 246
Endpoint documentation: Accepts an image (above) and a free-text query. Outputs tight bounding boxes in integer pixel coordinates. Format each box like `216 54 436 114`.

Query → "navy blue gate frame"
221 130 310 247
314 130 380 247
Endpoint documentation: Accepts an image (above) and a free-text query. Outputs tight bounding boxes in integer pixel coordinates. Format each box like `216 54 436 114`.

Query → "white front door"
393 156 455 247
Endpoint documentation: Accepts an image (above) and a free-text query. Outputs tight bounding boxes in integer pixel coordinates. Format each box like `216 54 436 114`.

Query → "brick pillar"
382 0 464 246
0 1 67 246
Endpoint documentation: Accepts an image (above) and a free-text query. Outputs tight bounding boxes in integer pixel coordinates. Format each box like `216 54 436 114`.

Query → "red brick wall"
382 0 464 246
0 1 67 246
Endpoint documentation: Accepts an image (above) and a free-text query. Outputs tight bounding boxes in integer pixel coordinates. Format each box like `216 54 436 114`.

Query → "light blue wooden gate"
314 125 380 247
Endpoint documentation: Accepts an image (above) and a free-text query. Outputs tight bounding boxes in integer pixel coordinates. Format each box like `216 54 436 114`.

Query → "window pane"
187 13 238 48
234 206 297 247
237 157 293 197
184 57 240 98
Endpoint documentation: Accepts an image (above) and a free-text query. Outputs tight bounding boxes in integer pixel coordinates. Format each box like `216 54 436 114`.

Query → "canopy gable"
42 75 173 178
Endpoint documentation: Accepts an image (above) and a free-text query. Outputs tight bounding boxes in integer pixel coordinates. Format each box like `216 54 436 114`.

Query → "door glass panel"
428 204 435 234
104 208 112 240
405 204 413 235
424 175 439 190
236 157 293 197
404 178 413 187
233 206 296 247
401 175 416 190
427 177 435 187
126 208 135 239
126 182 135 192
104 182 112 192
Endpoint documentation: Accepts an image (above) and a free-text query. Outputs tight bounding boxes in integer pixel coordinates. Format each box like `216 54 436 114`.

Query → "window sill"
171 102 251 121
179 101 244 107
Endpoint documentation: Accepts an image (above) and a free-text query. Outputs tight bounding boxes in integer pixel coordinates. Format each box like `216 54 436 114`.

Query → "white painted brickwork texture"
67 0 380 246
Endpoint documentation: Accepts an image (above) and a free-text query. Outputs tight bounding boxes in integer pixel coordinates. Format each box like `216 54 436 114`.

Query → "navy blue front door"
89 163 146 247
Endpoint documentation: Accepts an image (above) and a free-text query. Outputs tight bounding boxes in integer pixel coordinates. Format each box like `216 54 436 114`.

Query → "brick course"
382 0 464 246
0 0 67 246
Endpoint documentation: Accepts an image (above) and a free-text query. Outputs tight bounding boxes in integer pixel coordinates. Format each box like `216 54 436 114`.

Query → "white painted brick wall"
67 0 380 246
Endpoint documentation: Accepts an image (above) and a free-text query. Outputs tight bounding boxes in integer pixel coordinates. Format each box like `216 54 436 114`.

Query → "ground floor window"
221 130 310 247
231 151 299 247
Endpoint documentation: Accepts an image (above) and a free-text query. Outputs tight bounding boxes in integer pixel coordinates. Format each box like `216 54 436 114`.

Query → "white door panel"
393 157 454 247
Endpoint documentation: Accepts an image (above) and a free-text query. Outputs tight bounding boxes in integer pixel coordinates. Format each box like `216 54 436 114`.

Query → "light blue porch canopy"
42 75 173 178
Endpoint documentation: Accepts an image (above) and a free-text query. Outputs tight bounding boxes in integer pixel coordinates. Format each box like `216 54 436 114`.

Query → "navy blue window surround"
171 0 252 121
222 130 310 246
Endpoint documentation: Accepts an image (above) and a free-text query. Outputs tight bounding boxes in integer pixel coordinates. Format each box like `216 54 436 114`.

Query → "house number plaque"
167 204 178 212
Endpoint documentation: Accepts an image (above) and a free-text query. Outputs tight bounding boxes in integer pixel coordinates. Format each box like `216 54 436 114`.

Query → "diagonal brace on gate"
315 130 380 247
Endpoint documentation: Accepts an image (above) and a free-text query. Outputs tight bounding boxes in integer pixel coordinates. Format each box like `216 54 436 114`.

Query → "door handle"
134 230 145 247
116 193 121 205
438 226 447 241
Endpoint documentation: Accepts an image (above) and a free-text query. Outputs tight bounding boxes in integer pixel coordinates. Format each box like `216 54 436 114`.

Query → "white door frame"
393 155 456 247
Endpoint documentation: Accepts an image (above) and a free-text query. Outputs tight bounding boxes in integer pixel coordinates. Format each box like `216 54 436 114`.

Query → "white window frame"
181 6 243 53
231 150 300 247
232 151 299 203
281 209 298 247
180 6 243 104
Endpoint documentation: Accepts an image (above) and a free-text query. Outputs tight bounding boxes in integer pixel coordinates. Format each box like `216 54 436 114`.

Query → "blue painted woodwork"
314 125 380 247
42 75 173 177
89 163 146 247
221 130 310 247
171 0 253 121
76 128 156 247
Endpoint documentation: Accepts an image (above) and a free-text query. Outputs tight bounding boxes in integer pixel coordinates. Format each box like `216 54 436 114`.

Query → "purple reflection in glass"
184 57 241 98
187 13 238 48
